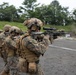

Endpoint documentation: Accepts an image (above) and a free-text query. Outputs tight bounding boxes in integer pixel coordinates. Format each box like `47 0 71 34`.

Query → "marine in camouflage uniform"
17 18 50 75
0 26 21 75
0 25 11 64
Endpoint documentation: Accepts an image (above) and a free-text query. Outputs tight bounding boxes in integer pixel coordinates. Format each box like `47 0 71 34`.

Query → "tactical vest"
3 36 17 57
17 33 39 63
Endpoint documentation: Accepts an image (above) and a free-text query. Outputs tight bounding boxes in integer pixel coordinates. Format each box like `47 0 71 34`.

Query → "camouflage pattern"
16 18 50 75
9 26 21 34
0 26 21 75
17 57 27 72
0 36 19 75
0 18 49 75
0 25 11 63
0 32 6 47
0 56 19 75
0 24 11 48
23 18 43 28
22 33 50 56
3 24 11 32
36 64 44 75
16 32 50 75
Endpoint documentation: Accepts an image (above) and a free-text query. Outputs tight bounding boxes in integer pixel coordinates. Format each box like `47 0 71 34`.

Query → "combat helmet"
23 18 43 30
3 24 12 32
9 26 21 35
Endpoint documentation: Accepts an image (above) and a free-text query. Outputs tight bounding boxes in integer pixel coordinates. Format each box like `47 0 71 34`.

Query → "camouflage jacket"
17 33 50 62
2 36 17 57
0 32 9 58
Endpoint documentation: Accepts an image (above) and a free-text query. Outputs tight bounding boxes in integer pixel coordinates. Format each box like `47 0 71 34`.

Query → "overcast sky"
0 0 76 11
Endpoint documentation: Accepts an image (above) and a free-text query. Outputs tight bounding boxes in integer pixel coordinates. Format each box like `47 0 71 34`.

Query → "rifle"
31 27 59 43
43 27 60 38
43 27 56 31
31 32 44 42
43 27 66 41
43 27 59 44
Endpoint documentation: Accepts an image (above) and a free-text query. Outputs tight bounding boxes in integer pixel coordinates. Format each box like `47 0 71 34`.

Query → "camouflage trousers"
0 56 20 75
26 64 44 75
33 64 44 75
20 61 44 75
17 57 44 75
17 64 44 75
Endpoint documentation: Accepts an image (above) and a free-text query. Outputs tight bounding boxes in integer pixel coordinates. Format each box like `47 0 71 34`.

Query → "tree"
34 0 70 25
73 9 76 22
48 0 69 25
20 0 39 19
0 2 19 22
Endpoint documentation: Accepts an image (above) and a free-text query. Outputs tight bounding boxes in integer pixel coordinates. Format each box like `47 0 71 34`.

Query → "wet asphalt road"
1 38 76 75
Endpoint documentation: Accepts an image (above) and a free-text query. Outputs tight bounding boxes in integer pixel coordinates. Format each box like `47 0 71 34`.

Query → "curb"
56 37 76 40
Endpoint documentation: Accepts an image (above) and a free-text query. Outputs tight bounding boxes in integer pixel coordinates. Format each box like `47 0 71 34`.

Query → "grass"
0 21 73 32
0 21 27 31
42 24 71 32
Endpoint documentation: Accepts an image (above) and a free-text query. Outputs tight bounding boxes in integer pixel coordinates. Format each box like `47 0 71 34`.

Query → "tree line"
0 0 76 25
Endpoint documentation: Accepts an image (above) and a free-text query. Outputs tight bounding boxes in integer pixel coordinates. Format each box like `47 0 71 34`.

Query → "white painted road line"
49 45 76 51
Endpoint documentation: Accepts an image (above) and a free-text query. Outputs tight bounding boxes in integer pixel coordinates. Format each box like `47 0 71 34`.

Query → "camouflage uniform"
0 30 3 33
0 26 21 75
17 18 50 75
0 25 11 64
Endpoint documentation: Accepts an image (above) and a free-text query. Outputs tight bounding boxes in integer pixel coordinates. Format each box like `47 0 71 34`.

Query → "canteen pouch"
28 62 37 73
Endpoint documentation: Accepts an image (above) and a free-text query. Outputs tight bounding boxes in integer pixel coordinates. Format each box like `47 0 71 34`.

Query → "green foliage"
70 23 76 34
0 21 27 31
0 0 76 25
0 2 19 22
42 24 71 32
0 21 73 32
73 9 76 22
46 0 69 25
21 0 39 18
